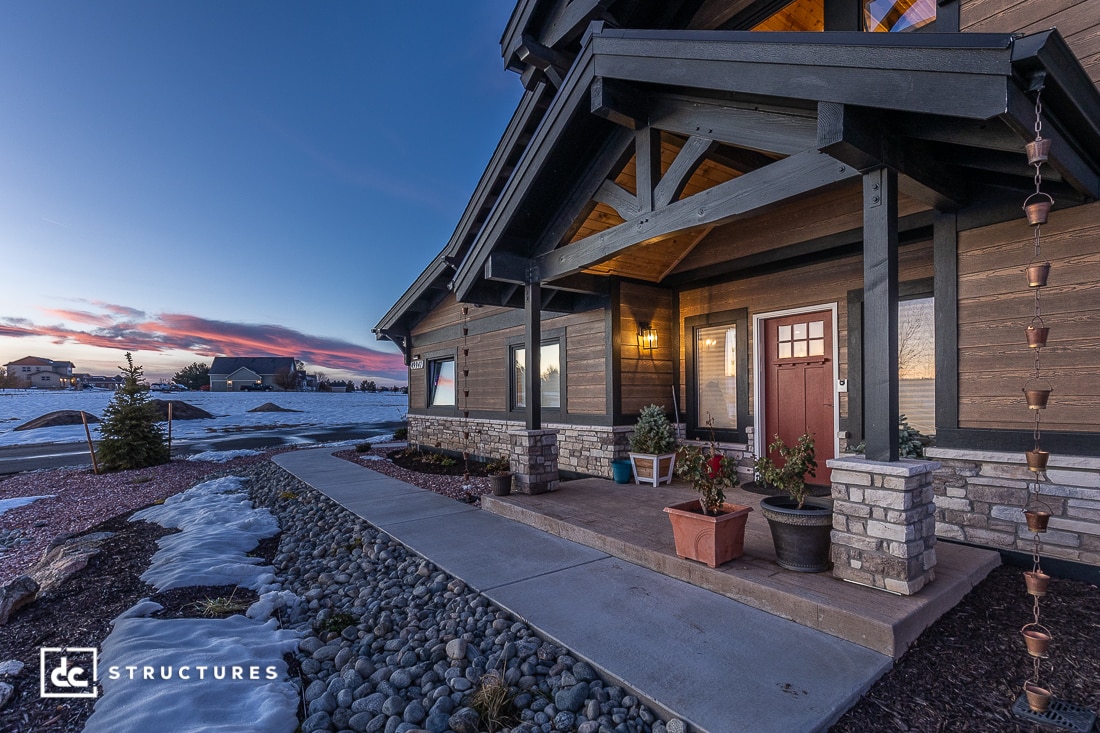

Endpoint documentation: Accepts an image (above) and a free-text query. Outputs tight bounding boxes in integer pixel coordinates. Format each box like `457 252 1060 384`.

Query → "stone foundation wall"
407 416 635 478
926 448 1100 566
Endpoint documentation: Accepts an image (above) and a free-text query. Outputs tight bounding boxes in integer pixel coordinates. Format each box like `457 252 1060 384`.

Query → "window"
898 296 935 435
428 359 455 407
696 324 738 430
512 342 560 410
863 0 935 32
686 309 748 441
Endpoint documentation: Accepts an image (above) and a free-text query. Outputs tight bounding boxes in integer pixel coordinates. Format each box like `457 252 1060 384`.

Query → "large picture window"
512 342 561 410
898 296 935 435
428 359 455 407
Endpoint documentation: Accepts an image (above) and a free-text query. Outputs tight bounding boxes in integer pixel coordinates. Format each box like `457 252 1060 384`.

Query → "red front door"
763 311 835 486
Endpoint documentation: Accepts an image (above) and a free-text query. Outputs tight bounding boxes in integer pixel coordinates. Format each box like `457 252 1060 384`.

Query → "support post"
862 167 899 462
524 280 542 430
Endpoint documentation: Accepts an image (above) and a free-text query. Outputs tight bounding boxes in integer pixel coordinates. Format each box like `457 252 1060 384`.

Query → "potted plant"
665 417 752 567
628 404 677 486
486 457 512 497
753 433 833 573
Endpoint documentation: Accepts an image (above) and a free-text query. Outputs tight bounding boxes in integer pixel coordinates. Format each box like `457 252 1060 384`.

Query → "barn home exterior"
375 0 1100 591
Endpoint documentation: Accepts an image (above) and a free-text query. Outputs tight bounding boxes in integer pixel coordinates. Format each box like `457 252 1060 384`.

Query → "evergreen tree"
97 353 170 471
172 361 210 390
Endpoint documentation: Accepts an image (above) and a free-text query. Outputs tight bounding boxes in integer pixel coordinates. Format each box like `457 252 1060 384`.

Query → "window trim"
423 350 457 413
506 328 566 416
685 309 749 443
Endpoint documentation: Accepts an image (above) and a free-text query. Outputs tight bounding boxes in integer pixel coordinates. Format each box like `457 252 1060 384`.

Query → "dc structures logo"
40 648 98 698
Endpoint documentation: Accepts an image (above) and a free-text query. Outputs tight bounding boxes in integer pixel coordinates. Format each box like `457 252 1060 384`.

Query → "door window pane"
513 343 561 409
696 325 737 429
898 297 935 435
429 360 455 407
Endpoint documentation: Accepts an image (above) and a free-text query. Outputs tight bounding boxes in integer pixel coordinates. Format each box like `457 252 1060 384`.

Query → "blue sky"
0 1 521 384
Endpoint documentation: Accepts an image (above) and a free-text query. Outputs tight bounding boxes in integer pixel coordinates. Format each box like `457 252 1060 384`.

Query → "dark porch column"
524 279 541 430
862 167 899 462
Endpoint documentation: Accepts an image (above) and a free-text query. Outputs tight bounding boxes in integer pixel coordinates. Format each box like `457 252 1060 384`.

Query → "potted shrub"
628 404 677 486
753 433 833 573
665 417 752 567
486 457 512 497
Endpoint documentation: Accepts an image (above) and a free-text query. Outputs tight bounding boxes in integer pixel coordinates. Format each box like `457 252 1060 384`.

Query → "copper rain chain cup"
1026 261 1051 288
1026 137 1051 166
1025 450 1051 475
1024 681 1053 713
1023 192 1054 226
1021 622 1053 657
1026 318 1049 349
1023 379 1053 410
1024 570 1051 597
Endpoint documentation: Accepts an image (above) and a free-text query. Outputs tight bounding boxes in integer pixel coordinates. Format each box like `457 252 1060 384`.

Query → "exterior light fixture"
639 324 658 350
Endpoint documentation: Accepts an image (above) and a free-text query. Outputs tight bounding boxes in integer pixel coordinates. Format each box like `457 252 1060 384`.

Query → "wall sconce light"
639 324 658 350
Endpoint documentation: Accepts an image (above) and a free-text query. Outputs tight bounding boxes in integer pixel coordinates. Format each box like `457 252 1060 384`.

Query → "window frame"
506 328 566 416
423 351 457 412
685 309 749 443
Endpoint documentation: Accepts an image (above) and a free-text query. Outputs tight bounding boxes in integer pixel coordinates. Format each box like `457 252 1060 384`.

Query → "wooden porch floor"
481 478 1000 658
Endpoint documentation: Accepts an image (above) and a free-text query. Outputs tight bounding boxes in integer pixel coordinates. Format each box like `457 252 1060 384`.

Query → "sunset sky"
0 2 521 384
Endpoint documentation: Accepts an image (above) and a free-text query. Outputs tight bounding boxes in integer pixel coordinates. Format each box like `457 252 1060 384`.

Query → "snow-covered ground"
0 390 406 448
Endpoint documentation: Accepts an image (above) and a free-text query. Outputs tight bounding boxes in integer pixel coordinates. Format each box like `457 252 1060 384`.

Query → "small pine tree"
629 404 677 454
97 353 170 471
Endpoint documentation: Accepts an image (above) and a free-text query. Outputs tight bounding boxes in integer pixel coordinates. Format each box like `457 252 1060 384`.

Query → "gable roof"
209 357 296 376
375 27 1100 343
4 356 73 368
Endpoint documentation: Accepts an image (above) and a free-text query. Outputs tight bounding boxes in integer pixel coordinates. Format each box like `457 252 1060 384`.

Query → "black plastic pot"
759 495 833 573
490 473 512 496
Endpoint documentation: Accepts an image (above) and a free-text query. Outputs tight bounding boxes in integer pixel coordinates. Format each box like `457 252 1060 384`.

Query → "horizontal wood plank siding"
961 0 1100 88
678 242 934 421
410 293 609 418
619 282 676 415
957 200 1100 431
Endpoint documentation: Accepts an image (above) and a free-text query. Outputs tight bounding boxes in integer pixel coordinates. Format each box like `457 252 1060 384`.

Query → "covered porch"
482 477 999 658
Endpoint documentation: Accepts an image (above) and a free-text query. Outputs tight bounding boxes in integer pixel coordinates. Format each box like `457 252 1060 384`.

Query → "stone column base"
509 429 559 495
828 457 940 595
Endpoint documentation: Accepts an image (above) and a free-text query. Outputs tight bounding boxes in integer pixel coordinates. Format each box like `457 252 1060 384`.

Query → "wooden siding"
957 200 1100 432
671 183 929 274
409 293 607 417
678 241 935 421
962 0 1100 87
619 282 677 415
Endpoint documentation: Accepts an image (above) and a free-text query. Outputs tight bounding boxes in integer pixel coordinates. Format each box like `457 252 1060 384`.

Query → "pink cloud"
2 302 406 380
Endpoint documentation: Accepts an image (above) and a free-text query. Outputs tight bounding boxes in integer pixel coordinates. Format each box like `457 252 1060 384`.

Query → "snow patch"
186 449 263 462
0 494 54 517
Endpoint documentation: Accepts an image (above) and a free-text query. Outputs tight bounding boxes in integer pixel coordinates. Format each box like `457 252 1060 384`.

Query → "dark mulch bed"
385 448 495 477
831 562 1100 732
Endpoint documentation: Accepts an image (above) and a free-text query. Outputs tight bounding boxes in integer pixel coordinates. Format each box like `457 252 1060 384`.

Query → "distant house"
208 357 298 392
3 356 76 389
75 374 125 390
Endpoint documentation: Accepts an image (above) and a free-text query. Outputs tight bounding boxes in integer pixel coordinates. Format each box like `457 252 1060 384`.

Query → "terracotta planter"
664 500 752 568
629 452 677 487
1024 681 1053 713
489 473 512 497
759 496 833 573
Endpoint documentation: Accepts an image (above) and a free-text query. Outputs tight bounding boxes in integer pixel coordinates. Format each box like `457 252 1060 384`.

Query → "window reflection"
864 0 935 32
697 325 737 430
898 297 935 435
513 343 561 409
430 360 455 407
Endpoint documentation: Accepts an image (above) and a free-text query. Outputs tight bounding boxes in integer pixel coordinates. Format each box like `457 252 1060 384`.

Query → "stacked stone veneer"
509 429 558 494
927 448 1100 566
829 457 939 595
407 415 633 478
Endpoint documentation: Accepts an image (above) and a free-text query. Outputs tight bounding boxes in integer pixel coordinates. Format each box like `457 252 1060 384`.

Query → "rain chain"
461 304 473 494
1018 86 1058 718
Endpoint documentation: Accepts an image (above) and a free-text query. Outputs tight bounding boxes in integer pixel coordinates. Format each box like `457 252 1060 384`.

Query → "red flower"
706 454 724 479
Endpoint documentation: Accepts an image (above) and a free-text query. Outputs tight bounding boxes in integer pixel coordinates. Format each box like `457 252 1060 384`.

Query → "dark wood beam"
650 94 816 155
654 135 718 208
593 179 640 219
591 77 645 129
517 35 569 89
536 150 858 281
541 0 612 49
484 252 530 284
524 281 542 430
862 167 900 462
817 102 968 210
636 127 662 213
933 211 959 433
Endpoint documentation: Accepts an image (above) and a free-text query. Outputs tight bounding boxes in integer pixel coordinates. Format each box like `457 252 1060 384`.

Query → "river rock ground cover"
1 448 1098 732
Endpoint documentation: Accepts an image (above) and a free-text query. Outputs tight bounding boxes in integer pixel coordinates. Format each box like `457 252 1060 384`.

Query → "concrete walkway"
273 448 892 733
